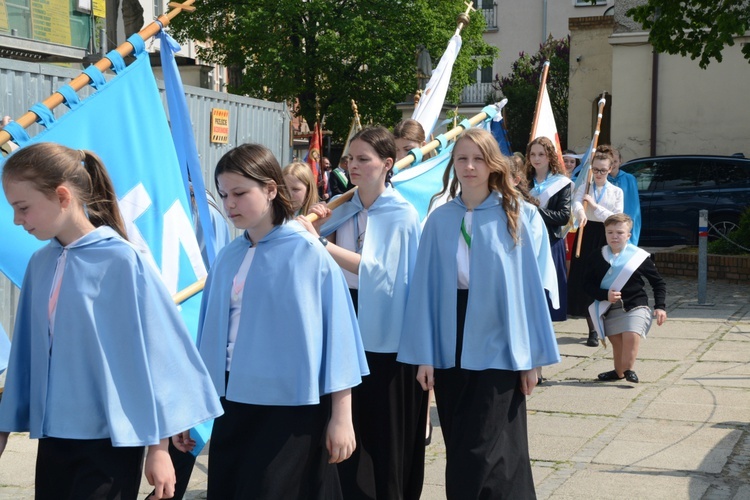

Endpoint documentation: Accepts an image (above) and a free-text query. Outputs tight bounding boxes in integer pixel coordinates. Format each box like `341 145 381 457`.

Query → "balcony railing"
460 82 495 105
482 5 497 30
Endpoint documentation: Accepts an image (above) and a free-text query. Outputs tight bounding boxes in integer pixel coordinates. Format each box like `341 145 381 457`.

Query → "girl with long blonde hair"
399 128 560 499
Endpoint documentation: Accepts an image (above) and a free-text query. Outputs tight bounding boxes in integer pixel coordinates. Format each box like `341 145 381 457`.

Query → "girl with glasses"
568 145 624 347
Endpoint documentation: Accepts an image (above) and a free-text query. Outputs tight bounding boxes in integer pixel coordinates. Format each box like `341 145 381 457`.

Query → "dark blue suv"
620 154 750 246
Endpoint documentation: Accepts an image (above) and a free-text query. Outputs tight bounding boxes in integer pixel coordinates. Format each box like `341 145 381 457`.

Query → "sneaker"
624 370 639 383
586 331 599 347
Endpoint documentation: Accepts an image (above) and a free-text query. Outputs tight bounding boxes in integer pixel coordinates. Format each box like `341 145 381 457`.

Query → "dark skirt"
35 437 144 500
567 221 606 317
433 290 536 500
547 237 568 322
339 290 427 500
207 394 341 500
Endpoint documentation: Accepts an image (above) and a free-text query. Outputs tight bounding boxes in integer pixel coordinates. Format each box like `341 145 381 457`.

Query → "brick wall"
651 252 750 284
569 16 614 31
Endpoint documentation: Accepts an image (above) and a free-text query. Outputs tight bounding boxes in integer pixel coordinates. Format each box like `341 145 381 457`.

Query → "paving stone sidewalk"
0 275 748 499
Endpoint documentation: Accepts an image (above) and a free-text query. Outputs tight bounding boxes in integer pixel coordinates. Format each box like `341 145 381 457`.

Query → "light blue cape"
521 200 560 310
609 170 641 244
0 227 222 446
320 187 421 353
398 193 561 371
197 222 369 405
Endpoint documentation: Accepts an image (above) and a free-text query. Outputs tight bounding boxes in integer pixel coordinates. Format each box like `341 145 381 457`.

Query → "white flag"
533 84 564 166
411 34 462 138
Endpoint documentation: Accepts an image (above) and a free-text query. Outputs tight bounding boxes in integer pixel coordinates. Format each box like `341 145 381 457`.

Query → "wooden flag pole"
528 60 551 143
574 92 608 258
0 0 196 147
173 276 206 305
305 103 502 223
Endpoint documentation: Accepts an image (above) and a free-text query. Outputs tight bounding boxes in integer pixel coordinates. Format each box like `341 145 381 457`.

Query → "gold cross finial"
455 2 474 35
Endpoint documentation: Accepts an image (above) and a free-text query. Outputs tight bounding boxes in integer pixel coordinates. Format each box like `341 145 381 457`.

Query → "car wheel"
708 217 739 241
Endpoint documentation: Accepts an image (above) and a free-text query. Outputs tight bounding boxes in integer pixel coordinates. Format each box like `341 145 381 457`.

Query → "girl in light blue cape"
398 128 560 499
195 143 368 499
0 143 222 500
298 126 426 499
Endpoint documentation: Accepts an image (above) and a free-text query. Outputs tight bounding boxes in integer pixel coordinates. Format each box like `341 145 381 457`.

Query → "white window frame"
574 0 607 6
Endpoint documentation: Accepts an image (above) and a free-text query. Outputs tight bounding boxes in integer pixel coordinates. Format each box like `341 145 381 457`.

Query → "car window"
652 159 714 190
622 161 656 191
712 161 750 188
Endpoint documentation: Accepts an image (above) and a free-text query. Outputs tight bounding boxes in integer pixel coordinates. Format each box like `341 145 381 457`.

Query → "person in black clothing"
584 213 667 384
329 155 354 197
526 136 572 322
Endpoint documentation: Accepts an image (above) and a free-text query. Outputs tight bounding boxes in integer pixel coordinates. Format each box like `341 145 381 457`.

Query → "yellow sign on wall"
0 0 9 32
93 0 106 18
31 0 72 46
211 108 230 144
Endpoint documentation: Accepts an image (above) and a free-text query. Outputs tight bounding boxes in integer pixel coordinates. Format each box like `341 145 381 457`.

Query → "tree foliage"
627 0 750 69
493 36 569 152
169 0 496 141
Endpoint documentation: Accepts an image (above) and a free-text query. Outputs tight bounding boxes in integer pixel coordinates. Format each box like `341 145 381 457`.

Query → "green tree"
169 0 496 141
627 0 750 69
493 36 569 152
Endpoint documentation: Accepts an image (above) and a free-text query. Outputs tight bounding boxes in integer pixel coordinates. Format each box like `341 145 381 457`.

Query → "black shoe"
586 331 599 347
598 370 623 381
537 376 544 385
624 370 639 383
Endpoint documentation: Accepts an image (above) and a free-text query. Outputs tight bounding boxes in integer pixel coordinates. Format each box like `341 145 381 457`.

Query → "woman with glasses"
567 145 624 347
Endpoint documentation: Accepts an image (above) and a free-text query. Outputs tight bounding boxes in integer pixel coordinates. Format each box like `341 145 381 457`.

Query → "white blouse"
335 210 368 289
572 180 623 223
227 246 256 370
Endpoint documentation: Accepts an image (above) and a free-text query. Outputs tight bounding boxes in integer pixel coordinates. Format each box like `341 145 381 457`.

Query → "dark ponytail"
81 151 128 239
1 142 128 240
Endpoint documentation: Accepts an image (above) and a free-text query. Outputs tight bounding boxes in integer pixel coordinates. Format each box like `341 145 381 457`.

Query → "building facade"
568 1 750 159
460 0 614 109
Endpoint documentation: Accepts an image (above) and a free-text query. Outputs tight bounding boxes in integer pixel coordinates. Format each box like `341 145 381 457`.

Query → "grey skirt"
603 301 653 338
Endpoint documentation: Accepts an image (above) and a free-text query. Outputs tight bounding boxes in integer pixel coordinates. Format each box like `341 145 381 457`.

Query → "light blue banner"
0 40 209 447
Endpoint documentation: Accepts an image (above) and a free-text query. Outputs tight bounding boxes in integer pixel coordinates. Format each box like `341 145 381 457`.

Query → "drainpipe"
650 50 659 156
649 8 661 156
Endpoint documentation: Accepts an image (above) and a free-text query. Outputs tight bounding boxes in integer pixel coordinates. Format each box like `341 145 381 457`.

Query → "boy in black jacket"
584 213 667 383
